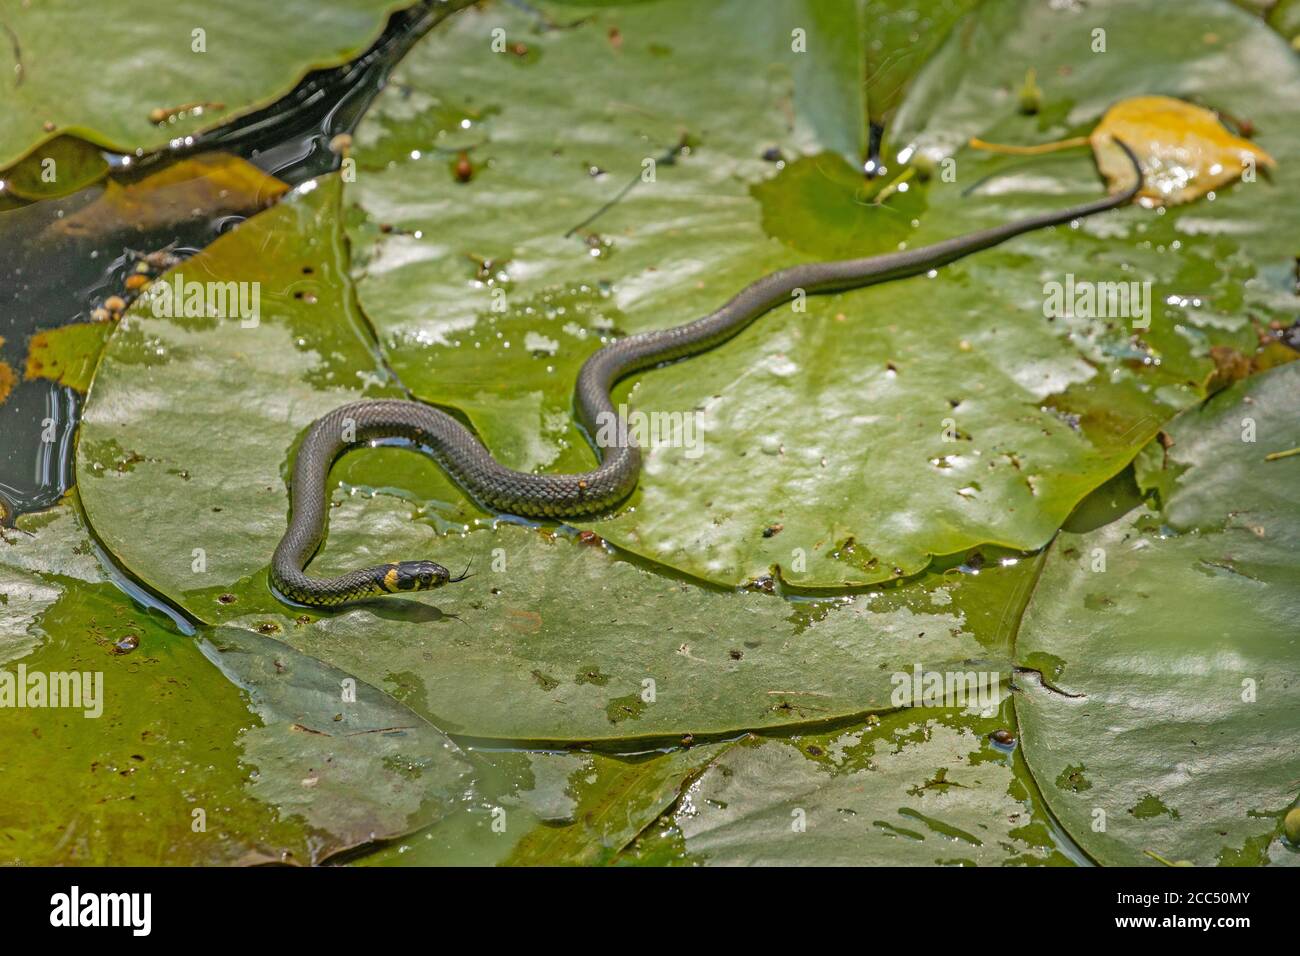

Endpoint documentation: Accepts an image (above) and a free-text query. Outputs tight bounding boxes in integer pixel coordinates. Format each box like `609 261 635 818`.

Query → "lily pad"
1016 363 1300 866
0 135 108 200
363 743 726 866
622 703 1077 866
0 0 440 174
219 517 1035 742
754 0 977 166
78 177 405 602
203 625 475 861
858 0 978 132
342 0 1288 590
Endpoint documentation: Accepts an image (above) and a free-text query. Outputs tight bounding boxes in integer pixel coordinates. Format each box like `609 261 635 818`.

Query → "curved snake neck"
272 142 1144 606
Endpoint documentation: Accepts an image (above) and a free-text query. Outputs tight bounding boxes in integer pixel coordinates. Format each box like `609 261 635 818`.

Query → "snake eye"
394 560 447 591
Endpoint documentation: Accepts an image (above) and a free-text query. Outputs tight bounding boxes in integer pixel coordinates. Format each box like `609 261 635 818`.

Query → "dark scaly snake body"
272 142 1143 606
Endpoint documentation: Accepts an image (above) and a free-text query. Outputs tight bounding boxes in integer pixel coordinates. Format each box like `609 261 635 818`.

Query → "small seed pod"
453 151 473 183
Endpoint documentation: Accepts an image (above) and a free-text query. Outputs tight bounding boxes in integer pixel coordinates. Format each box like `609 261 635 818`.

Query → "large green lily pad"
341 0 1287 590
1016 363 1300 866
0 0 447 174
859 0 978 133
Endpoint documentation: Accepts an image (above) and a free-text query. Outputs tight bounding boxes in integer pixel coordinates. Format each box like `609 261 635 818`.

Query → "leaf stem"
871 167 916 206
968 135 1091 156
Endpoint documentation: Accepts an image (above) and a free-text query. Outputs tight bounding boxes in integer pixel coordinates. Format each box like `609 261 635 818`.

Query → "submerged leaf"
51 154 287 238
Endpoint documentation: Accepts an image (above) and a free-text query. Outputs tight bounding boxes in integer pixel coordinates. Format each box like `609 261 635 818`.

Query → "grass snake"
272 140 1142 606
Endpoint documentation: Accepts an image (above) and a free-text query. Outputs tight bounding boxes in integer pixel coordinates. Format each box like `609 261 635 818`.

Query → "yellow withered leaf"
1091 95 1275 206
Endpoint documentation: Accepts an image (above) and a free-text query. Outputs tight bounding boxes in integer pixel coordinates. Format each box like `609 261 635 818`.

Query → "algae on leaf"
24 322 112 392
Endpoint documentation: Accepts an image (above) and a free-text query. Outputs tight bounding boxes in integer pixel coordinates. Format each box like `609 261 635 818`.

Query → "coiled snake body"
272 142 1142 606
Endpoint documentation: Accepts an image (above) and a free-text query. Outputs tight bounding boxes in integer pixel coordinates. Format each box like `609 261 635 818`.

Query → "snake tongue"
450 558 473 583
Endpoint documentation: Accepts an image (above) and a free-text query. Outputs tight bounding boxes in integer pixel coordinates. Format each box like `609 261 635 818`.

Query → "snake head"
388 560 451 591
